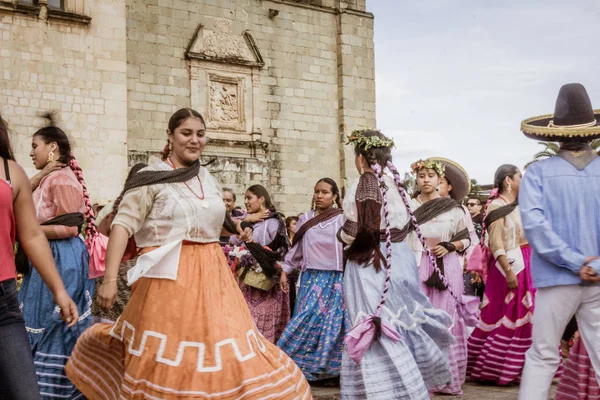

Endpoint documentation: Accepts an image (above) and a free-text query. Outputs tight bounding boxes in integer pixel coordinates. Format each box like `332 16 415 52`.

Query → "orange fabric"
66 243 311 399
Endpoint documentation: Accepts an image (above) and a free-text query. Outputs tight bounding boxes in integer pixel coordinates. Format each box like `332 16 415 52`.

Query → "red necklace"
167 158 210 208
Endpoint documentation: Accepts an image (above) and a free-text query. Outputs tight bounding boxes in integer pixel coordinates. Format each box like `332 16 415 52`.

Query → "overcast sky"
368 0 600 183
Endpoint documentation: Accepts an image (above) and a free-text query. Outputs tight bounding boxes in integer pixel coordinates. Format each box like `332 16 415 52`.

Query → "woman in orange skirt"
65 108 311 399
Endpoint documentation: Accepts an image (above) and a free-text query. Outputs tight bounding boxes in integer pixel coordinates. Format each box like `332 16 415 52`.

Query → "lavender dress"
277 210 347 381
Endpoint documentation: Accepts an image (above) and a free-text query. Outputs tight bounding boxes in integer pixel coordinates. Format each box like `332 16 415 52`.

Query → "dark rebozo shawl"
292 208 343 248
339 172 386 270
483 201 518 229
240 212 290 280
410 197 469 291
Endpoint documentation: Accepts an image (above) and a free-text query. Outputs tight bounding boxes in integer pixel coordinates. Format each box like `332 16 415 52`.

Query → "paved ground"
311 381 558 399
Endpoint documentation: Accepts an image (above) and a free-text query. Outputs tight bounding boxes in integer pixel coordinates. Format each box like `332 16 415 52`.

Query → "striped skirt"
556 338 600 400
342 242 454 399
277 269 347 381
18 237 94 399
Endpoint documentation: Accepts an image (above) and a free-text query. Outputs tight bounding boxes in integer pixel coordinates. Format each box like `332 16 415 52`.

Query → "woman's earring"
360 165 365 175
168 141 173 153
47 150 55 163
507 184 512 194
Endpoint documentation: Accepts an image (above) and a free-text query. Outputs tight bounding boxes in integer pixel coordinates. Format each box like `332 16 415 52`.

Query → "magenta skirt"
467 245 535 385
556 338 600 400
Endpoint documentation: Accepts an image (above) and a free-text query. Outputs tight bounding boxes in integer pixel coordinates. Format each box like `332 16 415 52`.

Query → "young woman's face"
506 170 523 196
244 190 264 214
30 136 55 171
313 181 336 211
168 117 207 166
416 168 440 195
288 219 298 234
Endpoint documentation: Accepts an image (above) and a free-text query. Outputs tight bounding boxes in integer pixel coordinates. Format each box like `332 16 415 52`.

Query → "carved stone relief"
186 18 263 142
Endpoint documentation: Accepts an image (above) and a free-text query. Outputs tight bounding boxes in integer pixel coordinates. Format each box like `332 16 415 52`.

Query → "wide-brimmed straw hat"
521 83 600 142
427 157 471 201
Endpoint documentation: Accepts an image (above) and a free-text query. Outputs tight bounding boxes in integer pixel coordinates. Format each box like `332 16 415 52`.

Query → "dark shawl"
292 208 343 248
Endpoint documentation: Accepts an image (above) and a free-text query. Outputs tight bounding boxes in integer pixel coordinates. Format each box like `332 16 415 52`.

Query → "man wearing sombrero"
518 83 600 399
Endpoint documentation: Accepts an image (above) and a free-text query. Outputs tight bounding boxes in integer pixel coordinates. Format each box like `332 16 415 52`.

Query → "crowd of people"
0 82 598 400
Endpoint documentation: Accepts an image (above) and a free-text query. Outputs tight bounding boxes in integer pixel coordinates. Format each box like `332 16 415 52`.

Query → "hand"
505 270 518 289
97 280 118 313
237 227 253 242
579 266 600 283
432 245 449 258
280 271 289 293
39 161 66 178
470 272 482 285
53 290 79 328
245 210 270 223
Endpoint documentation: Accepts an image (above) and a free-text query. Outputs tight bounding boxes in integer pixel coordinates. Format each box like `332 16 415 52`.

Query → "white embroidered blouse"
408 197 471 264
111 160 226 247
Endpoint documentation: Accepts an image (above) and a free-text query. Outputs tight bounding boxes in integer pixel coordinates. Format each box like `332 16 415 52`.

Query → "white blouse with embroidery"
112 160 225 247
408 197 470 264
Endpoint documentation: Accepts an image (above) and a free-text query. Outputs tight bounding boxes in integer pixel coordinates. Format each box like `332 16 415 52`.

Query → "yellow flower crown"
346 129 395 151
410 159 445 177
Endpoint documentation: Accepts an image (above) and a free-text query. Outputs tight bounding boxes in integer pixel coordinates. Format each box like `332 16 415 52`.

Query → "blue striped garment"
519 155 600 289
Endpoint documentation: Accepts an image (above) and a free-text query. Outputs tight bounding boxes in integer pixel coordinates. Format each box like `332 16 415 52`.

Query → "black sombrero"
521 83 600 142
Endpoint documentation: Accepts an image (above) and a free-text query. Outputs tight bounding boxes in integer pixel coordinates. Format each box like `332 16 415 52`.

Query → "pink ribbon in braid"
345 163 402 364
68 156 108 279
386 160 480 327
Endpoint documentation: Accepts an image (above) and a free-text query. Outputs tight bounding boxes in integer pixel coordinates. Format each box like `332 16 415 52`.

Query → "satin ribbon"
344 315 402 364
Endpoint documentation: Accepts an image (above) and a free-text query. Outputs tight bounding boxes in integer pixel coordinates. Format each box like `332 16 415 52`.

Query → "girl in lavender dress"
236 185 290 343
278 178 347 382
339 130 454 399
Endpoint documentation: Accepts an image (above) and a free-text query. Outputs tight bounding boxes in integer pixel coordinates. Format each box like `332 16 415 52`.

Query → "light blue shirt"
519 155 600 289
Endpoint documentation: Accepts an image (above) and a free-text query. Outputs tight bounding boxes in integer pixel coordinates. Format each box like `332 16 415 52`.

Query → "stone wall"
0 0 128 203
125 0 375 215
0 0 375 215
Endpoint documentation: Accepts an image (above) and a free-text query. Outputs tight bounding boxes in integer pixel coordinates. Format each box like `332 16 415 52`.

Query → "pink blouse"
33 167 85 238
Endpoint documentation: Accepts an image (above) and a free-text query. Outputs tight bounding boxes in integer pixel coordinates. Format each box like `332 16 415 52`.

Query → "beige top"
408 197 471 264
486 198 528 259
111 160 225 247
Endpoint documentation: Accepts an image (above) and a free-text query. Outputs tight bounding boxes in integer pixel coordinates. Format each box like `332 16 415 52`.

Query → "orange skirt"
65 242 311 399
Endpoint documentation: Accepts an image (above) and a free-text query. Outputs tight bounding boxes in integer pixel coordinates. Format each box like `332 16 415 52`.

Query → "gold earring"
168 141 173 153
47 150 55 163
360 165 365 175
507 185 512 194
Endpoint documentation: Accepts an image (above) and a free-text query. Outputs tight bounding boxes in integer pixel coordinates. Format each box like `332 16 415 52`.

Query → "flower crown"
410 159 445 177
346 129 395 151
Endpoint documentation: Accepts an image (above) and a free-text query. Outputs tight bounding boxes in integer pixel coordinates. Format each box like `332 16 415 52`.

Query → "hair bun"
39 111 58 127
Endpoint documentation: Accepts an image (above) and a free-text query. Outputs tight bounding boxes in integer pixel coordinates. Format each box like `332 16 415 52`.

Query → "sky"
368 0 600 183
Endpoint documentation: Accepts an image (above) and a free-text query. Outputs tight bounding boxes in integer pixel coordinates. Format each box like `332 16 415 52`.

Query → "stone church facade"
0 0 375 215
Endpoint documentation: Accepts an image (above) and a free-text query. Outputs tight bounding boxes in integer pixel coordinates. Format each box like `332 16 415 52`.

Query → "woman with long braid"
65 108 310 399
467 165 538 385
19 113 97 398
339 130 454 399
277 177 347 384
408 157 472 395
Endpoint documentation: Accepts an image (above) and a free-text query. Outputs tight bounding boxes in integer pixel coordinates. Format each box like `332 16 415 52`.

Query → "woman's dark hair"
247 184 276 212
493 164 519 195
0 113 14 161
34 112 73 164
285 216 298 229
35 112 98 242
161 108 206 160
311 177 343 210
353 130 393 171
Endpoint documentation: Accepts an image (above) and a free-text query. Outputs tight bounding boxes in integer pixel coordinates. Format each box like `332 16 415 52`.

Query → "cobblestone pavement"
312 381 558 399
